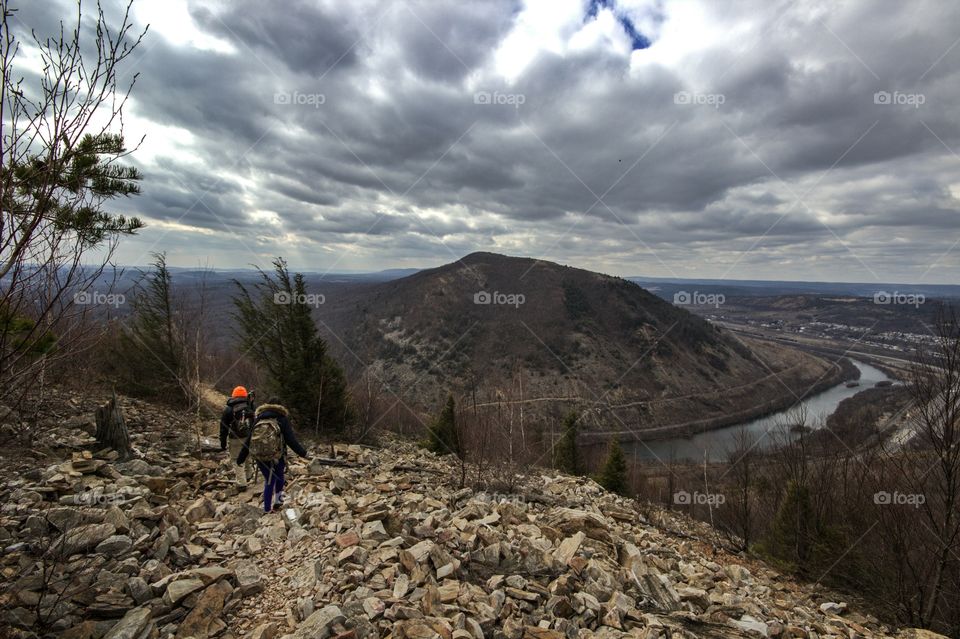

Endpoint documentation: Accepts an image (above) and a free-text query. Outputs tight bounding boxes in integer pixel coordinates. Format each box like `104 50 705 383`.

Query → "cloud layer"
14 0 960 283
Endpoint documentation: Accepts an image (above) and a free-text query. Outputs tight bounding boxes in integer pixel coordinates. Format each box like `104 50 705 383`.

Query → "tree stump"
95 393 132 460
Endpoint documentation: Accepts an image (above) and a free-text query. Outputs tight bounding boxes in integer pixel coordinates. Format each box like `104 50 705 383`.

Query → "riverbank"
581 355 859 446
619 359 893 463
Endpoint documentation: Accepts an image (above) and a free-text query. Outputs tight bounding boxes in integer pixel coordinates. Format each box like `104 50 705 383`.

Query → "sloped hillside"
0 391 925 639
317 252 837 430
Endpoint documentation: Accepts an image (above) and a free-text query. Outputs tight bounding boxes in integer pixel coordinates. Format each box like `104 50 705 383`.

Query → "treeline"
98 255 355 439
419 395 631 496
651 429 960 636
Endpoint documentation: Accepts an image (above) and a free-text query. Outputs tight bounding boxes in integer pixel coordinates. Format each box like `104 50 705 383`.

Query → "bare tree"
185 264 211 454
0 0 147 410
721 427 758 551
349 368 387 444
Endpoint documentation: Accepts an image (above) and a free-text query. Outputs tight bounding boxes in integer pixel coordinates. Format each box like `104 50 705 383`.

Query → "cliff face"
0 390 925 639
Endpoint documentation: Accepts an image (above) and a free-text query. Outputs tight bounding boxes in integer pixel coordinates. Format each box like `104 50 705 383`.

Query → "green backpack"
249 418 283 462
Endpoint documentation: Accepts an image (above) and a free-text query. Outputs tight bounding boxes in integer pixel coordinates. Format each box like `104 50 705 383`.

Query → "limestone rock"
52 523 117 556
553 531 585 564
174 583 227 638
184 496 216 523
163 578 204 606
96 534 134 555
289 605 345 639
236 561 264 596
248 622 278 639
102 606 154 639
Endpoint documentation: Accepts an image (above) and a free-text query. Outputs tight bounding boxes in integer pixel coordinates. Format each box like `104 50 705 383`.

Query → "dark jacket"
220 396 255 449
236 403 308 464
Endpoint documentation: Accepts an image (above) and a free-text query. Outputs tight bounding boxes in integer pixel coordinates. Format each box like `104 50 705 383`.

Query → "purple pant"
256 458 285 512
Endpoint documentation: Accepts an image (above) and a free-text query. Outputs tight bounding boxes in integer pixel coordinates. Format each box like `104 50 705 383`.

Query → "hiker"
236 397 308 513
220 386 256 486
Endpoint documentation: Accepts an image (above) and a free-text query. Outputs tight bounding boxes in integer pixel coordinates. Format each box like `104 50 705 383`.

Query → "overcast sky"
14 0 960 283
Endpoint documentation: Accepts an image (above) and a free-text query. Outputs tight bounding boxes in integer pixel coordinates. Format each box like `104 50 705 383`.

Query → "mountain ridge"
315 252 836 431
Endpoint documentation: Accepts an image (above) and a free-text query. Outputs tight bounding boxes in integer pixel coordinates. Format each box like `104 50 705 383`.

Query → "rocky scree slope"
0 392 936 639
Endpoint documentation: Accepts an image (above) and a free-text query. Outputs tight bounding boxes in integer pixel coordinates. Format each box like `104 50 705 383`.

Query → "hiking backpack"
249 418 284 462
229 400 254 438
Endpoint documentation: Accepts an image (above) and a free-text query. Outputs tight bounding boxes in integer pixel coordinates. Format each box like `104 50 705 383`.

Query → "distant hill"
631 275 960 300
316 252 836 431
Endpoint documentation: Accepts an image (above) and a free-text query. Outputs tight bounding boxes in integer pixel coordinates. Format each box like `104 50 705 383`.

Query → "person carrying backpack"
236 397 308 513
220 386 256 486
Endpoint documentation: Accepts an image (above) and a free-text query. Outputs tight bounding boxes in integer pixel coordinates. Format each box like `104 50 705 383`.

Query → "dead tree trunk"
95 394 132 460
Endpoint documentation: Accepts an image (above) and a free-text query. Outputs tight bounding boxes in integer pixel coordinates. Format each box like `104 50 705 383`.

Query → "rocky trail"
0 390 937 639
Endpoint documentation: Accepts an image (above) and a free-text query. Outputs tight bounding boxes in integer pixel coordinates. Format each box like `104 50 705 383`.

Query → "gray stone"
235 560 263 596
287 525 311 545
116 458 163 476
184 496 216 523
103 506 131 534
553 531 585 565
361 519 389 541
174 582 227 638
820 601 848 615
248 622 277 639
732 615 769 637
163 578 204 606
96 534 134 555
51 523 116 557
125 577 153 605
289 604 345 639
102 606 154 639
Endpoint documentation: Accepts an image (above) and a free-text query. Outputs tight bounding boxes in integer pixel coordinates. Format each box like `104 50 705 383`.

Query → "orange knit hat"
231 386 248 398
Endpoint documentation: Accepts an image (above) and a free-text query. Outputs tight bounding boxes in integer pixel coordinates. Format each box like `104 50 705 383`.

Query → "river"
624 360 894 463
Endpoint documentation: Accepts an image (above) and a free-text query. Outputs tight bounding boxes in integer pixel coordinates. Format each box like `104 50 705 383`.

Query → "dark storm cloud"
191 0 361 76
391 0 521 81
9 0 72 40
271 179 341 208
133 39 271 144
15 0 957 281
